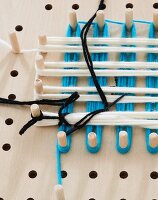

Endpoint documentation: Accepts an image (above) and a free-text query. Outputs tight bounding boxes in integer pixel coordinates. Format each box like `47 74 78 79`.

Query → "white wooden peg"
34 79 43 94
36 55 45 69
69 10 77 30
88 132 97 148
38 35 47 45
153 11 158 31
125 8 133 31
9 32 21 53
31 104 41 117
57 131 67 147
119 131 128 148
54 185 65 200
96 10 105 30
149 132 158 148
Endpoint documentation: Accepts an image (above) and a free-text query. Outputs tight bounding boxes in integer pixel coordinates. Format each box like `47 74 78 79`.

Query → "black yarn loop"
19 92 125 135
19 92 80 134
80 0 109 109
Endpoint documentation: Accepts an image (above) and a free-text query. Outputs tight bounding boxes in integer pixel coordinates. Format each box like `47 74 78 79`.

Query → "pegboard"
0 1 158 200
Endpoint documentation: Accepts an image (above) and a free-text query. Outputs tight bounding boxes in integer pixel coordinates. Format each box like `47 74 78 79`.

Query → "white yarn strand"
34 93 158 103
34 111 158 129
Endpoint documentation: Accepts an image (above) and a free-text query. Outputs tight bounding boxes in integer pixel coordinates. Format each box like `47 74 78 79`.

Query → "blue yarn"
79 19 152 26
115 23 136 154
86 23 109 153
58 24 81 153
145 23 158 154
56 141 62 185
133 20 151 24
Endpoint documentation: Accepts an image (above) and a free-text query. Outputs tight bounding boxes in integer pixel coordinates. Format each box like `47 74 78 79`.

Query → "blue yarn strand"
58 24 81 153
115 23 136 154
56 141 62 185
145 23 158 154
86 23 109 153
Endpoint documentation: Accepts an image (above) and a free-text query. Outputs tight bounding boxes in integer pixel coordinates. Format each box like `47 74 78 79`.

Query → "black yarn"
19 92 125 135
0 0 126 135
0 97 67 106
19 112 59 135
19 92 80 134
80 0 109 109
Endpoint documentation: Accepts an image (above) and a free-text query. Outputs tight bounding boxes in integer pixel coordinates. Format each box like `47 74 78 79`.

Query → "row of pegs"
69 8 158 31
31 104 158 153
57 130 158 152
6 8 158 55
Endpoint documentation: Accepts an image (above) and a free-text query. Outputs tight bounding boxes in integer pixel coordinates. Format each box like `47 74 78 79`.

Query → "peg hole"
120 171 128 179
61 170 67 178
28 170 37 179
2 143 11 151
150 171 158 179
0 198 4 200
10 70 18 77
126 3 133 8
89 199 95 200
5 118 13 125
89 171 98 179
8 94 16 100
72 4 79 10
45 4 53 10
15 25 23 32
153 3 158 9
27 198 34 200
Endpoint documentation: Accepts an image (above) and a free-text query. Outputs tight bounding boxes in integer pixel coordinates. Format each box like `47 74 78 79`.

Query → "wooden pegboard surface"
0 1 158 200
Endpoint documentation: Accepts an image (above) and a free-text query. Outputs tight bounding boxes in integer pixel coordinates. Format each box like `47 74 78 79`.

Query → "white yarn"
43 61 158 69
41 85 158 94
34 111 158 129
36 68 158 77
34 93 158 103
47 36 158 46
38 44 158 53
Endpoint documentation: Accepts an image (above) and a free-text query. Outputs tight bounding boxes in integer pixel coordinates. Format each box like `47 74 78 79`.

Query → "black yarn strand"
80 0 109 109
0 97 70 106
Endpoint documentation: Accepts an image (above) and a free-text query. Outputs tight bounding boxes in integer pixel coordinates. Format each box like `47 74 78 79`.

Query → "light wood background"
0 0 158 200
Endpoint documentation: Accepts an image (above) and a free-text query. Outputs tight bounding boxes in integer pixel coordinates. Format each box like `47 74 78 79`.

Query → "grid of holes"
61 170 158 200
1 1 158 200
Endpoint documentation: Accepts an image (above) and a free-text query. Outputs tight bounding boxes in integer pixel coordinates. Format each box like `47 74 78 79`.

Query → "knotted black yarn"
19 92 125 136
19 92 80 134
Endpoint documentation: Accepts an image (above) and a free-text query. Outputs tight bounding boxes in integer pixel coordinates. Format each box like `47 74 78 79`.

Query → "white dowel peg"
119 131 128 148
9 32 21 53
125 8 133 31
153 11 158 31
88 132 97 148
39 35 47 45
36 55 45 69
69 10 77 30
149 132 158 148
96 10 105 30
54 185 65 200
34 79 43 94
31 104 41 117
57 131 67 147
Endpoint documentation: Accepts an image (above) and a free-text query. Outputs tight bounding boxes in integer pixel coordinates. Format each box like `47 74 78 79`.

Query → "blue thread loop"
59 23 81 153
86 22 109 153
115 23 136 154
145 23 158 154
